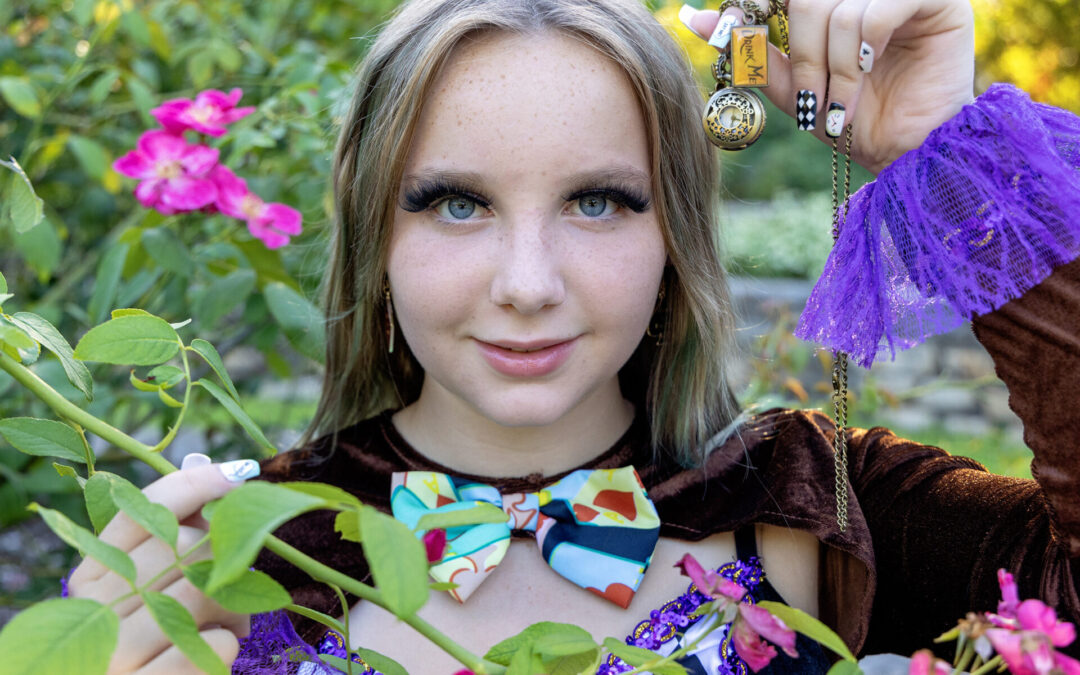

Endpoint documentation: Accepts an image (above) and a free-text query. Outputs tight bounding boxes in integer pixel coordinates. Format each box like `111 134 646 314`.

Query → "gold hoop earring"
384 284 395 355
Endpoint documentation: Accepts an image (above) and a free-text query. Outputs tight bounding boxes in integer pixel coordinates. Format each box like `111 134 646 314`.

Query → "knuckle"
829 70 860 90
830 6 862 33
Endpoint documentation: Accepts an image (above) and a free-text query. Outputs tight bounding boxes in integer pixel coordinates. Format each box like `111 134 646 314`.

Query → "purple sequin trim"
796 84 1080 368
596 556 766 674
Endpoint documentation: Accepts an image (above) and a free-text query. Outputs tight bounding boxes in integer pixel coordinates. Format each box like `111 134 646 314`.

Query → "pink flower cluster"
675 554 798 672
112 89 302 249
910 569 1079 675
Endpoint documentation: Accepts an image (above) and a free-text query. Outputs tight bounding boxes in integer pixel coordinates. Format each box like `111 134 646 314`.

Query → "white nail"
219 459 260 482
678 5 707 40
181 453 212 470
859 42 875 73
708 12 741 51
825 103 846 138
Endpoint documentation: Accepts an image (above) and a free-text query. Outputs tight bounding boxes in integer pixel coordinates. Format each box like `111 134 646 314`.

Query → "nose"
489 216 565 315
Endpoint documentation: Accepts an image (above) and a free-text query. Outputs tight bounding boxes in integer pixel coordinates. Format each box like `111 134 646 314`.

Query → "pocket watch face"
702 88 766 150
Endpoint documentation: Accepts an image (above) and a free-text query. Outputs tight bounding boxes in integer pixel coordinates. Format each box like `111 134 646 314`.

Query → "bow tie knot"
390 467 661 608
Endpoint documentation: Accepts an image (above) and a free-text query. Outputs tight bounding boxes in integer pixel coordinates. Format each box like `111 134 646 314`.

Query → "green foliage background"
0 0 1070 616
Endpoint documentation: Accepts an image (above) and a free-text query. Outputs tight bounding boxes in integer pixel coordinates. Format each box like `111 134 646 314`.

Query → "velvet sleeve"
849 254 1080 659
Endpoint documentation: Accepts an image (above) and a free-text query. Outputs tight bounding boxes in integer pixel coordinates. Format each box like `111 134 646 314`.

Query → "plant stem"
969 655 1003 675
0 350 175 475
151 340 192 453
263 536 505 675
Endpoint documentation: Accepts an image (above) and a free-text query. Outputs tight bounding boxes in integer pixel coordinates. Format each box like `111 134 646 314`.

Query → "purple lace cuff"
795 83 1080 368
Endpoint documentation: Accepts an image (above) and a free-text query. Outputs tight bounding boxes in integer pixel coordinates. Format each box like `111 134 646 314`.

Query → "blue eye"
436 196 477 220
573 194 616 218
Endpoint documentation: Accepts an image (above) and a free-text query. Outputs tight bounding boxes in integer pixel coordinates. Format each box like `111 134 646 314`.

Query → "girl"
69 0 1080 673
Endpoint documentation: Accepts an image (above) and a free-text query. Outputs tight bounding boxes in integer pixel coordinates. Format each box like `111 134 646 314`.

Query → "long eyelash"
399 178 491 213
565 183 652 214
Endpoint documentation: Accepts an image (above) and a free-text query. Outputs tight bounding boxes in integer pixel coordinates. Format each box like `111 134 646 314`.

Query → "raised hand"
683 0 975 174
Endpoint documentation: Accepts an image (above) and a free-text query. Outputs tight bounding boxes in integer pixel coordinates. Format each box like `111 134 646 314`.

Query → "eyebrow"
400 165 652 193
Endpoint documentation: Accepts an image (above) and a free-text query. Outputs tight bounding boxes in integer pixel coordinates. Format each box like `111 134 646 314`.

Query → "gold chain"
830 127 853 532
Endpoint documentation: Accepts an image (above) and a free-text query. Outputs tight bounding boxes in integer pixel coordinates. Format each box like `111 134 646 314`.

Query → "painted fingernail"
859 42 874 73
219 459 260 482
826 103 846 138
678 5 707 40
796 90 817 131
181 453 212 470
708 12 741 50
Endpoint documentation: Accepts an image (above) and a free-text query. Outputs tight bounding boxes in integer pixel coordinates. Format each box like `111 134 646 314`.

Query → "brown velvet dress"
255 256 1080 661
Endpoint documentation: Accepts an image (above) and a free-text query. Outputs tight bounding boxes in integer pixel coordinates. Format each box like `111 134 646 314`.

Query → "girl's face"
387 30 666 429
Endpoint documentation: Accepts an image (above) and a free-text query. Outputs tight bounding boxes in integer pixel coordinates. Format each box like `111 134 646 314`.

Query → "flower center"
156 160 182 180
189 103 215 124
241 194 264 220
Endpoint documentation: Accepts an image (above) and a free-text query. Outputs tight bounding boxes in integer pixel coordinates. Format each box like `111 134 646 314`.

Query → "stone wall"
728 276 1024 443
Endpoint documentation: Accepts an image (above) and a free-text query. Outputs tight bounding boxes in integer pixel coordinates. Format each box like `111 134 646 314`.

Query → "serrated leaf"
757 601 856 662
104 473 179 548
334 508 362 543
52 463 85 488
188 339 239 400
0 597 117 675
355 648 410 675
487 623 596 667
207 482 327 591
0 77 41 119
87 243 130 325
8 312 93 400
141 591 228 675
74 314 179 366
146 364 185 389
0 417 87 464
0 321 40 363
0 157 44 233
415 502 508 532
194 378 274 453
29 503 135 583
359 507 429 618
182 561 291 613
83 472 119 533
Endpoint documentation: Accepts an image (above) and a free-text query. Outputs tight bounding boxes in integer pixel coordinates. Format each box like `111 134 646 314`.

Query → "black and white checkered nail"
859 42 874 73
796 90 817 131
826 103 846 138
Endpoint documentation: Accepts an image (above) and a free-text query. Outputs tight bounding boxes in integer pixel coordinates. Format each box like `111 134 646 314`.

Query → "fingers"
72 461 258 584
134 628 240 675
825 0 874 136
787 0 844 134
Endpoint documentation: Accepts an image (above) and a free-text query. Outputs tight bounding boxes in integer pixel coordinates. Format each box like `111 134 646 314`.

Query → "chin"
468 388 583 429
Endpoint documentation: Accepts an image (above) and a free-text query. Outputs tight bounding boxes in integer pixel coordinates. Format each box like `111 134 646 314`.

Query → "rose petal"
674 554 708 588
261 203 303 235
134 179 163 209
113 150 155 179
249 222 290 249
998 569 1021 618
136 129 188 161
179 145 220 176
423 529 447 563
1055 652 1080 675
986 628 1030 675
732 620 779 672
150 99 194 134
159 176 217 212
738 604 798 658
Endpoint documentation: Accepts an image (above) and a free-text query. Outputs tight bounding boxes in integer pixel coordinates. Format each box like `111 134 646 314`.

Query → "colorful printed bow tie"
390 466 661 609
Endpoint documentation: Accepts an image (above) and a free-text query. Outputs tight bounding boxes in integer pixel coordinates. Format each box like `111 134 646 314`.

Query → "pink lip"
475 337 577 377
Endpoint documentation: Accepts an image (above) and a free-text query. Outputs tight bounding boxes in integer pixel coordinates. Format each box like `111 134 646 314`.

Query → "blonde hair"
301 0 741 466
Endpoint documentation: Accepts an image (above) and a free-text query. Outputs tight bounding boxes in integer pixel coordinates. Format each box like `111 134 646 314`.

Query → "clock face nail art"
796 90 817 131
859 42 875 73
826 102 846 138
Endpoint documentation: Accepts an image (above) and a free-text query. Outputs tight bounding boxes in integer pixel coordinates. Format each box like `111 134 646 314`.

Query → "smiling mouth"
475 338 578 377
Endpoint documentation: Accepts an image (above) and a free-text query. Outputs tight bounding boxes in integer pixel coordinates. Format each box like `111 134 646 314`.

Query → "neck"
391 379 636 478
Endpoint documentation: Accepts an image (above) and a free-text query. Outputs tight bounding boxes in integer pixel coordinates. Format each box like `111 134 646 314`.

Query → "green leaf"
29 503 135 583
319 654 355 674
285 603 346 637
8 312 93 400
129 369 161 392
141 591 228 675
52 463 84 487
264 282 326 364
194 378 275 453
83 472 119 533
87 243 130 325
0 157 44 232
0 417 87 464
12 217 60 280
195 268 256 328
0 77 41 119
182 561 292 614
334 508 362 543
0 321 39 363
0 597 117 675
487 623 596 667
757 601 857 662
125 76 155 126
207 482 327 591
278 482 363 510
359 507 429 618
507 644 546 675
601 637 687 674
355 648 410 675
428 581 459 591
104 472 179 548
415 502 508 532
67 135 110 180
141 228 194 277
0 270 6 292
188 339 239 400
157 387 183 407
827 661 864 675
74 314 180 366
111 308 152 318
146 364 185 389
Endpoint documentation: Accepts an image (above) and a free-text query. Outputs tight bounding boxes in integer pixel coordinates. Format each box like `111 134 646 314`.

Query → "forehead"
404 30 651 178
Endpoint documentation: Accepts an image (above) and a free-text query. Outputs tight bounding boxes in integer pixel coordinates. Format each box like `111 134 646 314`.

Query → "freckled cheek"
568 225 667 333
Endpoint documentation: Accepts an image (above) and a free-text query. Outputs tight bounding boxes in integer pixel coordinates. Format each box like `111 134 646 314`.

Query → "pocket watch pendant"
702 24 769 150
